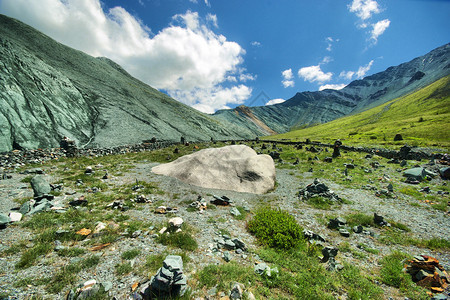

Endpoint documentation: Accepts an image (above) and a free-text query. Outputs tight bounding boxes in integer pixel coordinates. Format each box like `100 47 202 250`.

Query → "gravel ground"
0 155 449 299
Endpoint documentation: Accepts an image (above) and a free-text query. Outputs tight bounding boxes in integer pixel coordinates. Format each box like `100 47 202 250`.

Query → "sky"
0 0 449 113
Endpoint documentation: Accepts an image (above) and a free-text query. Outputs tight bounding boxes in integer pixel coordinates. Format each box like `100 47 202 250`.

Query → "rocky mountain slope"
214 43 450 134
0 14 258 153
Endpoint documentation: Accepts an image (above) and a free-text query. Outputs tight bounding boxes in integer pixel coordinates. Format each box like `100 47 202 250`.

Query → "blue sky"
0 0 449 113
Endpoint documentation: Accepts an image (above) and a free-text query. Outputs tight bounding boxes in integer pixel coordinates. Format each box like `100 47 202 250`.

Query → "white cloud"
348 0 381 20
265 99 285 106
206 13 218 28
298 65 332 83
251 41 261 47
204 0 210 7
356 60 374 78
281 68 295 88
0 0 251 113
171 85 252 114
339 71 355 80
319 84 347 91
322 56 333 64
325 37 339 52
239 73 256 82
371 19 390 42
339 60 374 81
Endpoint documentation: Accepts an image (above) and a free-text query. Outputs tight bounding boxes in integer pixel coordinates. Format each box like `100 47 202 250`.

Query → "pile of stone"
405 255 449 297
139 255 187 299
211 195 233 206
303 229 326 243
298 179 341 202
403 167 437 184
188 196 207 211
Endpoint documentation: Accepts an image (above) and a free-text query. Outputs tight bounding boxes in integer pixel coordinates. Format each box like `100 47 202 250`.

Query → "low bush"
248 208 304 249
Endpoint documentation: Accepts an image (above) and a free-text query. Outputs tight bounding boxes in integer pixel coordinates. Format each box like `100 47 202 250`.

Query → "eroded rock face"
152 145 276 194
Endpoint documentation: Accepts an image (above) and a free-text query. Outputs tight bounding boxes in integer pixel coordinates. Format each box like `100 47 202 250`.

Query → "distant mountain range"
0 14 449 153
214 43 450 135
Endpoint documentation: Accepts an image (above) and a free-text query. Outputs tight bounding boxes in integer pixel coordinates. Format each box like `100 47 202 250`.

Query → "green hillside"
265 76 450 149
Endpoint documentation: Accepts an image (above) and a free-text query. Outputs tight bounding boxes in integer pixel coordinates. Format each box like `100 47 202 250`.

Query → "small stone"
0 213 11 228
339 229 350 237
230 207 241 217
84 166 94 174
230 282 244 300
322 246 338 262
223 251 232 262
352 225 363 233
169 217 184 230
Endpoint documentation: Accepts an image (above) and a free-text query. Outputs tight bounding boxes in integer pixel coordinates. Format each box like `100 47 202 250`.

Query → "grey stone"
27 200 52 215
230 207 241 217
339 228 350 237
102 281 113 292
430 294 447 300
224 240 236 250
415 269 433 281
254 263 268 275
232 238 247 251
230 282 244 300
322 246 338 262
19 201 31 215
31 175 51 197
223 251 232 262
353 225 363 233
0 213 11 227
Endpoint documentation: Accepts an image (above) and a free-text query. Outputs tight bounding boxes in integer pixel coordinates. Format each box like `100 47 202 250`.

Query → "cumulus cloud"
348 0 380 21
318 84 347 91
339 60 374 81
265 98 286 106
281 68 295 88
0 0 251 113
371 19 390 42
298 65 332 83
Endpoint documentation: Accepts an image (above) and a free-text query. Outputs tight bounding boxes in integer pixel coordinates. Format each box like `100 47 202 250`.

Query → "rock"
321 246 338 262
328 217 346 229
247 291 256 300
0 213 11 228
230 282 244 300
230 207 241 217
400 160 407 167
374 213 388 226
353 225 363 233
28 200 52 215
431 294 447 300
332 140 342 158
152 145 276 194
440 167 450 179
84 166 94 174
30 175 51 197
168 217 184 231
211 195 233 206
19 201 31 215
223 251 232 262
299 179 341 203
303 229 326 242
393 134 403 141
141 255 187 298
232 238 247 251
339 228 350 237
403 167 436 181
9 212 22 222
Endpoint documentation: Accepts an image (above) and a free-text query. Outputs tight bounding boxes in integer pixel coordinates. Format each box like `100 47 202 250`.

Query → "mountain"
214 43 450 135
0 14 258 153
266 76 450 149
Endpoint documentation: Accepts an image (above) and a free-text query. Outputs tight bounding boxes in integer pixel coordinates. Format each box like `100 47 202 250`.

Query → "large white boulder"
152 145 275 194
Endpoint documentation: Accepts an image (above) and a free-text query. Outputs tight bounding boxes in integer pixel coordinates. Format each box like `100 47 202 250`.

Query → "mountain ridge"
0 14 258 153
214 43 450 134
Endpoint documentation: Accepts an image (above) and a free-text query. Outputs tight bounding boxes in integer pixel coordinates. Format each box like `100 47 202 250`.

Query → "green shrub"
121 249 141 260
248 208 304 249
157 232 198 251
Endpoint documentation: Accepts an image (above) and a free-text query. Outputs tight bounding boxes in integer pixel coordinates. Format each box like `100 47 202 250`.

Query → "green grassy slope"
265 76 450 149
